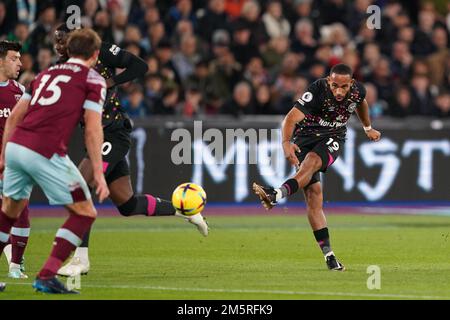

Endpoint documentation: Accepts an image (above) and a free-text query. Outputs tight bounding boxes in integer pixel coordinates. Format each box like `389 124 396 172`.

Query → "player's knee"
67 200 97 218
305 152 322 170
117 196 137 216
1 198 24 219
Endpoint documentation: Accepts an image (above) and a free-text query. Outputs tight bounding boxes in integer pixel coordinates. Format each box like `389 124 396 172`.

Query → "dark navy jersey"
93 42 147 133
294 78 366 138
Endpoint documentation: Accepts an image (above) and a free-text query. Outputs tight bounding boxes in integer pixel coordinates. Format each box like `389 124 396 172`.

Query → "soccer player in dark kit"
53 24 208 277
253 64 381 271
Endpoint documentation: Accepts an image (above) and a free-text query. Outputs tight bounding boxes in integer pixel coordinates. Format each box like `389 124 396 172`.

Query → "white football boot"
8 263 28 279
57 251 90 277
176 212 209 237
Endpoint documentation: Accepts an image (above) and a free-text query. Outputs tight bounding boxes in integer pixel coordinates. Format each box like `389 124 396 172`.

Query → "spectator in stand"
365 82 385 118
238 0 267 47
391 41 414 81
172 33 201 83
209 30 242 102
427 26 449 87
144 73 163 110
165 0 196 36
291 18 317 64
155 38 182 85
224 0 247 19
147 20 166 53
389 85 419 118
33 47 53 74
288 0 320 38
28 4 57 56
262 0 290 39
197 0 229 43
179 85 204 117
412 9 438 57
243 56 269 90
153 87 180 115
231 20 259 67
411 73 434 115
222 81 255 116
431 92 450 118
261 36 290 71
121 84 151 118
93 10 114 43
6 22 31 53
254 84 276 115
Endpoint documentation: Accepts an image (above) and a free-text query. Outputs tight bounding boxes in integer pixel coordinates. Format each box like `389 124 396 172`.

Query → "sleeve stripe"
297 99 305 106
83 100 103 114
21 93 32 100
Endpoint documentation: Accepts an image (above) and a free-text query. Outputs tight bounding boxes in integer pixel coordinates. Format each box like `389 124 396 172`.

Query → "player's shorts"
3 143 91 205
294 135 345 187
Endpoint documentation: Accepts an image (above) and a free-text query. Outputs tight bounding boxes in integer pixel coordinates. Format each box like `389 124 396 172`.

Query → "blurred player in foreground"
0 29 109 294
253 64 381 271
0 40 29 279
53 24 208 278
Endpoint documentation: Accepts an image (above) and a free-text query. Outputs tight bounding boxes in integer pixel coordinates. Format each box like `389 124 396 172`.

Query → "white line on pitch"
7 282 449 299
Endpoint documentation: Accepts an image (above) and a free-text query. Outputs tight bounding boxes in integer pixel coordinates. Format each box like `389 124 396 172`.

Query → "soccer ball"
172 183 207 216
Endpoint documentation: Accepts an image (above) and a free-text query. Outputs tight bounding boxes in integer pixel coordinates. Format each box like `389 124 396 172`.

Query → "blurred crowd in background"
1 0 449 118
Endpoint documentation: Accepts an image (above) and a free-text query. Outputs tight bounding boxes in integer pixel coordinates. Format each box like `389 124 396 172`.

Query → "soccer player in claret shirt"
0 40 30 279
0 28 109 294
53 24 208 277
253 64 381 271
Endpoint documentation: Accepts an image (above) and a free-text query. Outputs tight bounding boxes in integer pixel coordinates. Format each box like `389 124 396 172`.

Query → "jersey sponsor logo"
109 44 121 56
347 102 357 113
318 118 346 128
0 108 12 118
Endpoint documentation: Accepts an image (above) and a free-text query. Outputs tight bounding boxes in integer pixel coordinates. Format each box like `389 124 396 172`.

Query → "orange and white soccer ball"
172 183 207 216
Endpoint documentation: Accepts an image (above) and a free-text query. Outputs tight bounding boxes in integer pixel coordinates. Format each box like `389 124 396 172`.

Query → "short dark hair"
0 41 22 59
330 63 353 77
67 29 101 60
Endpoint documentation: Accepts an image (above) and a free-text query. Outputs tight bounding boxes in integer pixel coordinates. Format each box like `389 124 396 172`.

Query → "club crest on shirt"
347 102 357 113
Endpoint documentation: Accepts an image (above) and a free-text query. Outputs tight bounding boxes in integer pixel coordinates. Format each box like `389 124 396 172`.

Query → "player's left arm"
0 97 31 171
101 43 148 88
355 99 381 142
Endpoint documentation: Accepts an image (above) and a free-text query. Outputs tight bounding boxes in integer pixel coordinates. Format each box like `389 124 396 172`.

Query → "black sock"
118 195 175 216
279 178 299 197
313 227 332 256
79 225 91 247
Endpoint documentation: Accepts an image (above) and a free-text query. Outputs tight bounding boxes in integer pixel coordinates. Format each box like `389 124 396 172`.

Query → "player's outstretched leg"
33 200 97 294
253 152 322 210
304 182 344 271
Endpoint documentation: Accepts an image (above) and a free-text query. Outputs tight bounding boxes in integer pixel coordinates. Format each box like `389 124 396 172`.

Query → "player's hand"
282 141 300 167
93 173 109 203
366 128 381 142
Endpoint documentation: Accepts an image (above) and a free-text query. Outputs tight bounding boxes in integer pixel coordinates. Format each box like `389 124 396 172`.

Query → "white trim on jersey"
83 100 103 114
87 68 106 87
67 57 89 66
20 92 31 100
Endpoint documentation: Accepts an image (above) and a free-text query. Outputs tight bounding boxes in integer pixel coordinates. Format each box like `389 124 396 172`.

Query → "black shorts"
84 128 132 185
294 135 345 186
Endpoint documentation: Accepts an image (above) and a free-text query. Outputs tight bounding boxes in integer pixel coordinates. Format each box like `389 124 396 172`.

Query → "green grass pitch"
1 213 450 300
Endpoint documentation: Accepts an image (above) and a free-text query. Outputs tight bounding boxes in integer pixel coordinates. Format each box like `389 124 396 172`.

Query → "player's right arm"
282 108 305 167
0 96 31 173
84 69 109 202
283 80 321 167
84 109 109 202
